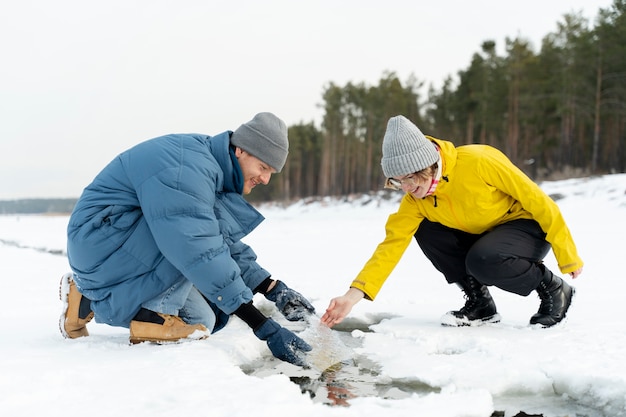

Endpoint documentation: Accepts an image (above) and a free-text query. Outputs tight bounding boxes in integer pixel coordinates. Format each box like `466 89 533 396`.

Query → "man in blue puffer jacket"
60 112 315 366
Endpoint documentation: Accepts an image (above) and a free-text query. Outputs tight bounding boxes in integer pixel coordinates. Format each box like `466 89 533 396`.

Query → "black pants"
414 219 551 296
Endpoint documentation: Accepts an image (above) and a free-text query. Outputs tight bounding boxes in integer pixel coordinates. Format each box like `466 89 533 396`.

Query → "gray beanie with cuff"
381 115 439 178
231 112 289 172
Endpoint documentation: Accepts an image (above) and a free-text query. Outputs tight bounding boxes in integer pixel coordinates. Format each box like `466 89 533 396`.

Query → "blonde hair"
416 162 438 180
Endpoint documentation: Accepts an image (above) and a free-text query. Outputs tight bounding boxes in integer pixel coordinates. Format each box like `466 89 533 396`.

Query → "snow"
1 174 625 417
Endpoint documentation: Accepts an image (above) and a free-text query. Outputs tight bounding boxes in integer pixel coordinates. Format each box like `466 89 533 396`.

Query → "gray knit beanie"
381 115 439 178
231 112 289 172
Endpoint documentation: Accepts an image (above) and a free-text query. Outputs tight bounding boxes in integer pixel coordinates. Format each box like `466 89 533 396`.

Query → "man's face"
234 147 276 194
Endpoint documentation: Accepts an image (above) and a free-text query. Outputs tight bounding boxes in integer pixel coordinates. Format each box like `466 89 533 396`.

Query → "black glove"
265 280 316 321
253 318 312 366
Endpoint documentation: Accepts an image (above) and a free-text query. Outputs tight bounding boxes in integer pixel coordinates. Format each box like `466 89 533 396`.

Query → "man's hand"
265 280 315 321
253 319 311 366
320 288 364 327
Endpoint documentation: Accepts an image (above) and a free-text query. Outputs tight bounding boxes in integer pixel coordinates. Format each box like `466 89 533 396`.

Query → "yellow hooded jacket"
351 137 584 301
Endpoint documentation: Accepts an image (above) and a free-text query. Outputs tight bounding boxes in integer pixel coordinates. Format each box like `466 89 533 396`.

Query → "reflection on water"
242 318 602 416
291 356 440 407
242 315 441 407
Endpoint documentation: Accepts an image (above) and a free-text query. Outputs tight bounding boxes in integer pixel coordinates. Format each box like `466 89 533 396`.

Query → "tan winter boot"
129 310 210 344
59 272 94 339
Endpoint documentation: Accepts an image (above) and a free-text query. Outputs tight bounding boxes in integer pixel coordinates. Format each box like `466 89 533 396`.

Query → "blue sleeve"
229 240 271 291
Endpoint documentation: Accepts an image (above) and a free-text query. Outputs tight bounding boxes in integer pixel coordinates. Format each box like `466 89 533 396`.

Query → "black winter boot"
530 266 574 327
441 276 500 326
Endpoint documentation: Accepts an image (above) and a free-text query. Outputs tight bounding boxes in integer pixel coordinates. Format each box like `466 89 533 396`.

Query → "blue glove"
253 319 312 367
265 280 316 321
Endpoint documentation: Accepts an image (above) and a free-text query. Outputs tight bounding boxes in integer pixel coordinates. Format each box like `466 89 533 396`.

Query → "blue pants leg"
141 278 216 332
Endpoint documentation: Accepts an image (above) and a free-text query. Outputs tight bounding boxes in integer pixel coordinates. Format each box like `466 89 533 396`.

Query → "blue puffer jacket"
67 131 270 327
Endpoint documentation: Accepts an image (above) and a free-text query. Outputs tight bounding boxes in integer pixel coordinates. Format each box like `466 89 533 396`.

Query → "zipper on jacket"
431 175 470 232
432 176 449 208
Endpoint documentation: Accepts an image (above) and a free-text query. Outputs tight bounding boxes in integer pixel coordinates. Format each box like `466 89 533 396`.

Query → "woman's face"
389 172 433 199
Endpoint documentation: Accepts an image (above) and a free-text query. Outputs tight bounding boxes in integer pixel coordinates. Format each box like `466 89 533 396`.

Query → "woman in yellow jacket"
321 115 583 328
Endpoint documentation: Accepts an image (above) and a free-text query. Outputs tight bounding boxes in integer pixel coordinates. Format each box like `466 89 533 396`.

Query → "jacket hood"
427 136 458 181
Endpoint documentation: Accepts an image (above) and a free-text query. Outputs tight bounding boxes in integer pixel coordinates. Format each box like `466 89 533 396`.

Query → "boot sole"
130 330 210 345
59 272 93 338
58 272 72 339
441 313 502 327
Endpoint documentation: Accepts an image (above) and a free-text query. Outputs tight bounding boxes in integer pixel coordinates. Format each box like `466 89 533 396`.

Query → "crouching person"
60 112 315 366
321 115 583 330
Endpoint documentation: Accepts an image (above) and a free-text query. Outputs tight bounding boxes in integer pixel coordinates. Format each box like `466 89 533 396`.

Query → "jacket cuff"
254 277 274 294
234 302 267 330
212 279 253 315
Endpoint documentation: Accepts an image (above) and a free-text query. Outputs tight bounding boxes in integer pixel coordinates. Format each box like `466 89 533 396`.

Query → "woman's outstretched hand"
320 288 365 327
570 267 583 279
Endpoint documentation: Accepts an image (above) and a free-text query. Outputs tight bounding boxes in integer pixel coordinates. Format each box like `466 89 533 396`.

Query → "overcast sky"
0 0 614 199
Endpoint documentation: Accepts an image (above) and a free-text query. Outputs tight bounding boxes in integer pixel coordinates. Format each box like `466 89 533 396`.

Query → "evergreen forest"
3 1 625 212
252 0 626 202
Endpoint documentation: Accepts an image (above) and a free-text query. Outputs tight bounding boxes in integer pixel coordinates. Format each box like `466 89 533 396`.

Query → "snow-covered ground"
1 174 625 417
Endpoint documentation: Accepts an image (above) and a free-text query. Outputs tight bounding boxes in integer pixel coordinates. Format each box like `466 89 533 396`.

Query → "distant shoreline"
0 198 77 215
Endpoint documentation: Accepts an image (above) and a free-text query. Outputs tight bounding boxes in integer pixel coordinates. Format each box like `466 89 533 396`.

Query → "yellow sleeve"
350 195 422 300
478 148 583 274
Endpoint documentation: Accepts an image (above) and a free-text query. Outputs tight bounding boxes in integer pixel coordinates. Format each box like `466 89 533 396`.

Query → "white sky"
0 0 615 199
